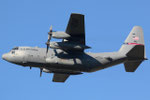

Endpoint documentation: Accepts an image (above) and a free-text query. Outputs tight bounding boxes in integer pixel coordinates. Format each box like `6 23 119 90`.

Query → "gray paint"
2 47 127 72
2 13 147 82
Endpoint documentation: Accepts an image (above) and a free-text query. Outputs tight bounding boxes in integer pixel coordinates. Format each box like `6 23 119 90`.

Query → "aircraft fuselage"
2 46 127 74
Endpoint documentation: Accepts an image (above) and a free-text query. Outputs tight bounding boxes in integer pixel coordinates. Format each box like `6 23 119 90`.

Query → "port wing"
65 13 85 45
61 13 90 52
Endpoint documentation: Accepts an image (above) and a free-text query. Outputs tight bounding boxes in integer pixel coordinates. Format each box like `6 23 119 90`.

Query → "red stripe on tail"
127 43 144 46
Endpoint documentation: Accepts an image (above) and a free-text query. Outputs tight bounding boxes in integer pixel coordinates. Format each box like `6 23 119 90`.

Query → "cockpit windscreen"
12 47 19 50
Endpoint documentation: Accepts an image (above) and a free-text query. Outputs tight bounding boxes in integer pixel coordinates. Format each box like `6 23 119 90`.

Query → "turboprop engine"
52 32 71 39
45 26 90 53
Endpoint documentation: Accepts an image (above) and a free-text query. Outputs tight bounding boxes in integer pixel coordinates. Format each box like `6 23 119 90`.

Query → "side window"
11 51 15 54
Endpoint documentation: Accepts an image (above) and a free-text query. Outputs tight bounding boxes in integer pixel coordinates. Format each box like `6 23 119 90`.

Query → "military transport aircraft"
2 13 147 82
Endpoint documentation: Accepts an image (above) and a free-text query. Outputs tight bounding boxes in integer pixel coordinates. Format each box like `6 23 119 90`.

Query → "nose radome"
2 54 6 60
2 53 9 61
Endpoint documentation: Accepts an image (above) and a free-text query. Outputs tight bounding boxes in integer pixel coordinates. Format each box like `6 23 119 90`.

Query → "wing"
65 13 85 45
52 73 70 82
61 13 88 53
49 13 90 53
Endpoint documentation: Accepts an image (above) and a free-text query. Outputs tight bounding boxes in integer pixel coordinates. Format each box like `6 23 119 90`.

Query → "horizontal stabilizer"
53 73 70 82
124 61 142 72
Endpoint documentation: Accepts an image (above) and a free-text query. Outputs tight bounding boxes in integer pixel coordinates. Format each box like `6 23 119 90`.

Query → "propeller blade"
46 44 49 53
50 25 52 32
40 68 43 77
46 25 53 54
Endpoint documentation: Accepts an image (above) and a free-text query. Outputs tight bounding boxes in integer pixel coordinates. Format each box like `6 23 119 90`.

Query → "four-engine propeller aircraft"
2 13 147 82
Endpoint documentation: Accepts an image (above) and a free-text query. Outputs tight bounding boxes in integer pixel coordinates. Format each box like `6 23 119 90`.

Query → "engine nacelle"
49 42 91 50
52 32 70 39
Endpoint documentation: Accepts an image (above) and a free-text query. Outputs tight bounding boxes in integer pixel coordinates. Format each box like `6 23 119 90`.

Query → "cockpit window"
12 47 19 50
11 51 15 54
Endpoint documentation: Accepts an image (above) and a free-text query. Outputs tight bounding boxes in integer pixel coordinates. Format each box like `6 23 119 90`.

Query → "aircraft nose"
2 53 9 61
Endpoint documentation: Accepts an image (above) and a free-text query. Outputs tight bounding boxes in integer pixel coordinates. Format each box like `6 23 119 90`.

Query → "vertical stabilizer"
124 26 144 45
119 26 147 72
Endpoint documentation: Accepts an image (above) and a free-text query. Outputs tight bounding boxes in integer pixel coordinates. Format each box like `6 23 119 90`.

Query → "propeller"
46 25 53 54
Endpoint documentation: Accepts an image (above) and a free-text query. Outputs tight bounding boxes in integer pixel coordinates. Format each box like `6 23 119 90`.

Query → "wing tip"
71 13 84 16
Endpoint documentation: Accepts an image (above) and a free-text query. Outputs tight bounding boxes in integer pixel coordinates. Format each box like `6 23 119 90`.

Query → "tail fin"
119 26 147 72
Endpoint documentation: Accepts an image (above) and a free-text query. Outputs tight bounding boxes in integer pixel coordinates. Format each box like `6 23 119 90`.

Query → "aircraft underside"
16 52 127 74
